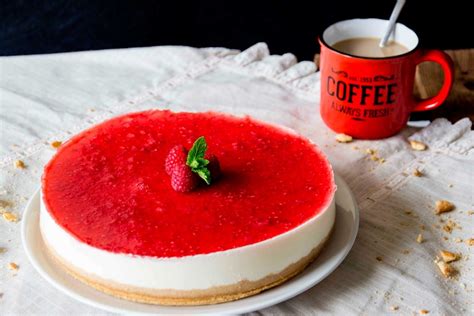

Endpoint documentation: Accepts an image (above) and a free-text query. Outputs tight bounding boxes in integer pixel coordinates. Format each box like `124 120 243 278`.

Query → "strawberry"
205 153 221 181
170 164 199 193
165 145 188 175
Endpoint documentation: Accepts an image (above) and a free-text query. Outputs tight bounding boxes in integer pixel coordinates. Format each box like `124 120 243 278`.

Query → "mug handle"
412 49 454 112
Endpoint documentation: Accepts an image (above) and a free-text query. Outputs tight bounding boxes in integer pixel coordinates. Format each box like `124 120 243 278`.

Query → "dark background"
1 0 472 60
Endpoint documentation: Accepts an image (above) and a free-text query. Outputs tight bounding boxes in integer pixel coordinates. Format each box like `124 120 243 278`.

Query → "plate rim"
21 174 359 315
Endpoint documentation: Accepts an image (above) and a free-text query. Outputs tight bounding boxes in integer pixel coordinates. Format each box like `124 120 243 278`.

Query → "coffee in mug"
318 19 454 139
331 37 409 58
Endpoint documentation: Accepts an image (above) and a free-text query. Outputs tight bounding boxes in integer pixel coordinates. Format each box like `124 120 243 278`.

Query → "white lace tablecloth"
0 43 473 315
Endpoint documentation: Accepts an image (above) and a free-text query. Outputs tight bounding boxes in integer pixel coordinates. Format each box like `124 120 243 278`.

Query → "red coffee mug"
319 19 454 139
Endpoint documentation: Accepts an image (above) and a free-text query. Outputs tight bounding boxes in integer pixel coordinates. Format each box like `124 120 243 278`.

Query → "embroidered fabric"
0 43 472 315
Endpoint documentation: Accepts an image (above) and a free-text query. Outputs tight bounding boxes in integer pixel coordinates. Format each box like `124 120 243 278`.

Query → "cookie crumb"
376 256 383 262
335 133 353 143
0 200 12 208
352 145 359 150
410 140 427 151
14 160 26 169
390 305 399 311
413 168 423 177
8 262 19 271
435 200 455 215
448 184 453 188
454 238 463 243
467 210 474 216
443 224 453 234
0 247 6 254
420 224 426 230
435 260 457 278
466 238 474 246
419 310 429 314
402 249 410 255
442 220 459 234
50 141 62 149
440 250 461 263
2 212 18 222
364 148 385 164
416 233 424 243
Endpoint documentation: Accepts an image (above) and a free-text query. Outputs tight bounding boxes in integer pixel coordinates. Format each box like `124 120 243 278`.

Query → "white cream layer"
40 195 335 291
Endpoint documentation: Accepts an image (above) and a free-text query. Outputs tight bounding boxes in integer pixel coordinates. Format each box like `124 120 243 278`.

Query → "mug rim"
319 18 419 60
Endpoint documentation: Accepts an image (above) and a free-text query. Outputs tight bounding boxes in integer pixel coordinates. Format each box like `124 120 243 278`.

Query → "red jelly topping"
42 110 335 257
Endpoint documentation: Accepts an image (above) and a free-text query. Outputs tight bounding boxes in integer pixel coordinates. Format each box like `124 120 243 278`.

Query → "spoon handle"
380 0 406 47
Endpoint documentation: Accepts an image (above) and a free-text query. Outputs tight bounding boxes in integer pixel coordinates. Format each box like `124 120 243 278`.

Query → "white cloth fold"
0 43 472 315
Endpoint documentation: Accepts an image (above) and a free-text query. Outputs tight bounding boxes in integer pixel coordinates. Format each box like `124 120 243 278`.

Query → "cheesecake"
40 110 336 305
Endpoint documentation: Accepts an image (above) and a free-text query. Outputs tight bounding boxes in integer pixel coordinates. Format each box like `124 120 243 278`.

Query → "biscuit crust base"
43 230 332 306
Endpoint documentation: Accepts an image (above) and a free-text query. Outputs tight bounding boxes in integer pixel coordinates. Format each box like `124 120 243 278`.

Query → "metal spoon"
379 0 407 47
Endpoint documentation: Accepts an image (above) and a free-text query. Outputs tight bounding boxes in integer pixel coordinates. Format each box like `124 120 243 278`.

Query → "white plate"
22 174 359 315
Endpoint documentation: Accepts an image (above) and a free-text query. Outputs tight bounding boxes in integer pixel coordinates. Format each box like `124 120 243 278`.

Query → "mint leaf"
195 168 211 185
186 136 212 185
186 136 207 166
196 157 209 167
